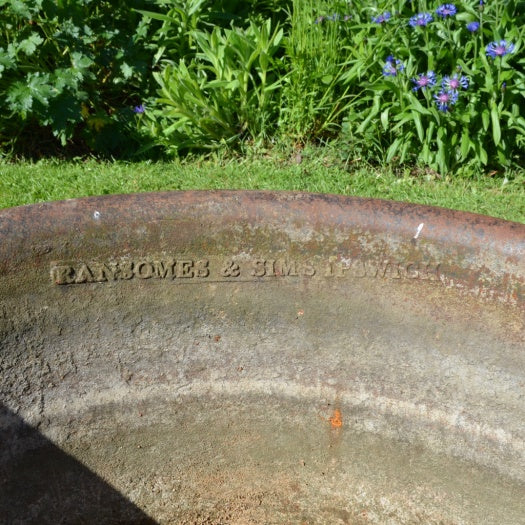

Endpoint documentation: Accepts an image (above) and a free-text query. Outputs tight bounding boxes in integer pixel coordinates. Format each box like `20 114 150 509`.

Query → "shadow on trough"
0 403 156 525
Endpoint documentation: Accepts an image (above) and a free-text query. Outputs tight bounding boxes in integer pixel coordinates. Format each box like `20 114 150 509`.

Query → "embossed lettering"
382 262 402 279
251 259 266 277
75 263 94 283
51 265 76 285
330 258 366 278
119 261 134 280
221 260 241 277
422 263 441 281
135 261 154 279
274 260 298 277
177 260 195 278
303 261 316 276
405 263 419 279
196 259 210 278
153 259 175 279
96 263 119 281
51 256 442 286
364 259 388 278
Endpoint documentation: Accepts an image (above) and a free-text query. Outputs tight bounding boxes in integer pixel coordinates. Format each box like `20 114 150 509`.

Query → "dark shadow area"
0 403 157 525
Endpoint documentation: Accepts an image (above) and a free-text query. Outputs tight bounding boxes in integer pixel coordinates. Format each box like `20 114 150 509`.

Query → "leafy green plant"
340 0 525 173
0 0 158 157
278 0 360 143
143 18 283 152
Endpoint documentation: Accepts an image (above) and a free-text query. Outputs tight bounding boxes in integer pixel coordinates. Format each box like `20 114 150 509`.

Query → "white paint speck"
414 223 424 239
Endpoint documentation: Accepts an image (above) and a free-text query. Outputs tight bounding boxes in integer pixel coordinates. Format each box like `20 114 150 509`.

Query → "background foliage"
1 0 524 174
0 0 160 157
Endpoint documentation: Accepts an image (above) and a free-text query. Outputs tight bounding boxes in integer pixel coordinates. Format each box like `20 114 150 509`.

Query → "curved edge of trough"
1 190 524 309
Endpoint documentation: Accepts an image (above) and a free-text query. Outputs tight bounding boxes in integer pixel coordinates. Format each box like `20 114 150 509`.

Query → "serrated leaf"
7 43 17 59
53 67 82 91
18 34 44 56
0 48 12 76
7 81 33 113
46 94 83 145
120 62 134 79
10 0 32 18
71 52 93 70
26 73 53 105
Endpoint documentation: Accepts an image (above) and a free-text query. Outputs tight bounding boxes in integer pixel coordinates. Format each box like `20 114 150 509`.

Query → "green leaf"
53 67 82 91
356 97 380 134
407 96 432 116
46 94 82 145
476 143 488 165
490 101 501 146
412 111 424 142
436 142 446 174
187 0 206 17
380 109 389 131
7 81 33 113
0 48 12 76
460 128 470 158
481 108 490 132
71 52 93 70
120 62 134 79
420 143 431 163
18 34 44 56
10 0 32 18
133 9 180 23
386 138 402 163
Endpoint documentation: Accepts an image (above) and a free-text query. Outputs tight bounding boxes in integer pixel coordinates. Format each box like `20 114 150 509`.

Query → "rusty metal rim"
1 190 524 242
0 190 524 307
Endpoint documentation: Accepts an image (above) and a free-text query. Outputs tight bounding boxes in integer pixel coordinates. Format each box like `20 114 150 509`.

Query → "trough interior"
2 273 525 523
1 192 524 523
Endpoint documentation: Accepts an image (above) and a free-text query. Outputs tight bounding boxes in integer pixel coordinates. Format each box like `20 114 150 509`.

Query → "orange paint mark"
328 408 343 428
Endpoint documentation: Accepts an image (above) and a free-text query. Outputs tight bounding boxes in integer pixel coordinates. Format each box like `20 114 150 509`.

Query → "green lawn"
1 149 524 223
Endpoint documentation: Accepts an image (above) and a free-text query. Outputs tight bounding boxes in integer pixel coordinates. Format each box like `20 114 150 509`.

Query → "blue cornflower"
372 11 391 24
434 90 458 112
409 12 433 27
442 74 469 91
466 21 480 32
412 71 437 91
486 40 515 58
382 56 405 77
436 4 457 17
133 104 145 114
314 16 325 24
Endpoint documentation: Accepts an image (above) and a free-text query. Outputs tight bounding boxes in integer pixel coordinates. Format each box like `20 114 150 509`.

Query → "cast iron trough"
1 191 524 523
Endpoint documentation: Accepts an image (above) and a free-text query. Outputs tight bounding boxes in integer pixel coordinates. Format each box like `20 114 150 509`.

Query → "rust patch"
329 409 343 429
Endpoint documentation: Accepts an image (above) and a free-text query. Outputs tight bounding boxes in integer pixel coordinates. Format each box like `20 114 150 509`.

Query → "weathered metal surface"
1 191 524 524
